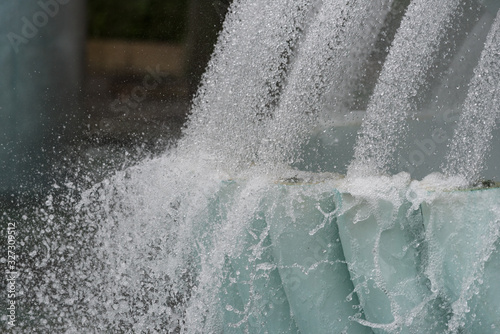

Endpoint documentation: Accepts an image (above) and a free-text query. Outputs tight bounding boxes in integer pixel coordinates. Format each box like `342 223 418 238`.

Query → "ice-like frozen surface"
3 0 500 333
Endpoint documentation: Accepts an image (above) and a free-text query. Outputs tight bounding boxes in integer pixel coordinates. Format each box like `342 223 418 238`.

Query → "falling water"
258 0 393 167
349 0 466 176
181 0 314 172
444 8 500 182
4 0 500 333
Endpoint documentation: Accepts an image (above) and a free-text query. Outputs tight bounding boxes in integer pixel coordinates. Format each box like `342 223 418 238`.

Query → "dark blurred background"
85 0 231 141
0 0 232 198
88 0 189 42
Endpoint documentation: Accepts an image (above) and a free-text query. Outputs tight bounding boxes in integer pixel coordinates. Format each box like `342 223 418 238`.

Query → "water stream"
3 0 500 333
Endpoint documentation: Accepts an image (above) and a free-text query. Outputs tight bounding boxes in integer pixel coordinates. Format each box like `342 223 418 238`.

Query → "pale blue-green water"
2 0 499 333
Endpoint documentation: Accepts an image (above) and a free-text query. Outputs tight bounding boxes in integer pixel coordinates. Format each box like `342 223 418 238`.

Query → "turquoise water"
2 0 499 332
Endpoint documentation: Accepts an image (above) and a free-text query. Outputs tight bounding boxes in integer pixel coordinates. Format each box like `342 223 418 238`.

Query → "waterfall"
258 0 394 167
349 0 466 176
181 0 314 172
4 1 500 333
444 9 500 182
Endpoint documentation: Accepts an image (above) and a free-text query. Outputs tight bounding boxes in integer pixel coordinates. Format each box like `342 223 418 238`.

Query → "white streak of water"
444 8 500 182
181 0 314 173
259 0 393 168
349 0 464 177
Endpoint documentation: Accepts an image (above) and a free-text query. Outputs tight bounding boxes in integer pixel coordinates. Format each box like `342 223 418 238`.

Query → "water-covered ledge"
213 174 500 333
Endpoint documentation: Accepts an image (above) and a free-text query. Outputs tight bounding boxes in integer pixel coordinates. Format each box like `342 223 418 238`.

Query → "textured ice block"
215 177 500 333
420 186 500 333
215 181 299 333
221 214 299 333
335 175 446 333
267 182 372 334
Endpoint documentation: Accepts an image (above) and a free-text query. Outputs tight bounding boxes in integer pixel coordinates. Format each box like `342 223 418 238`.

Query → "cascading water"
258 0 394 166
444 6 500 181
3 0 499 333
350 0 477 176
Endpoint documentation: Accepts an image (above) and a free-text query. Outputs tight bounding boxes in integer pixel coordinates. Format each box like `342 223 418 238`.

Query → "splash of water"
4 1 500 333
